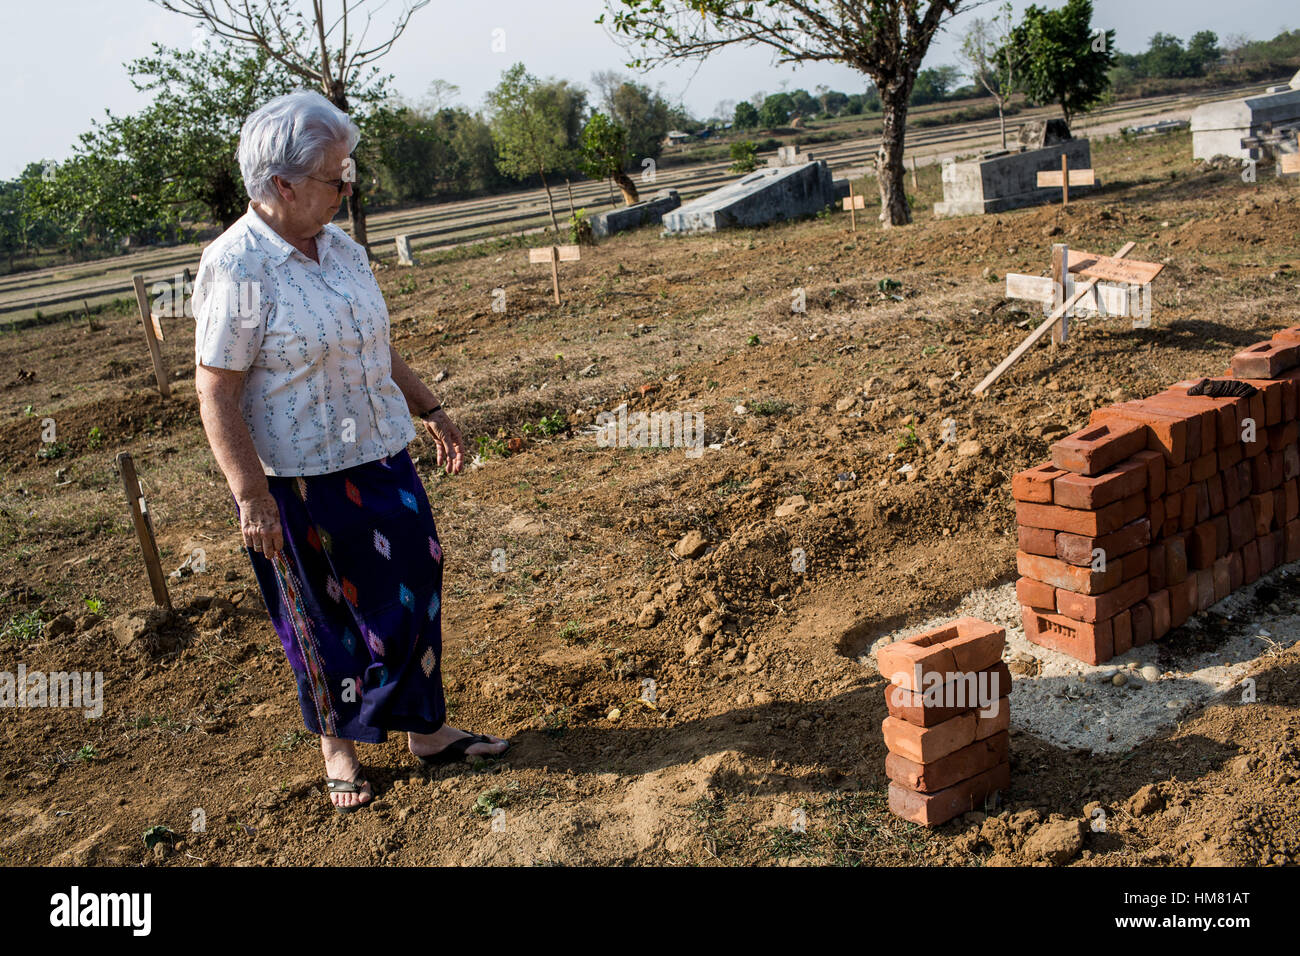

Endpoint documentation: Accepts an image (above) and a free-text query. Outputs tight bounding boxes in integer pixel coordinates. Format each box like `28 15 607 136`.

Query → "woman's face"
286 141 355 234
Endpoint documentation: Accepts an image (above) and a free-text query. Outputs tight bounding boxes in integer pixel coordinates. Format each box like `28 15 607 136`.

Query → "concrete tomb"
590 189 681 239
933 138 1093 218
661 161 842 235
1191 72 1300 161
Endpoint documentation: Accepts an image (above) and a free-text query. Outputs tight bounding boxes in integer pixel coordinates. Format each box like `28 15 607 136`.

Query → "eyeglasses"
304 175 349 196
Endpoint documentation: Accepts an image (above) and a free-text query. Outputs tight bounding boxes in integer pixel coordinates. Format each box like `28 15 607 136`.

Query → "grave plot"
660 160 843 235
1012 328 1300 667
933 139 1093 218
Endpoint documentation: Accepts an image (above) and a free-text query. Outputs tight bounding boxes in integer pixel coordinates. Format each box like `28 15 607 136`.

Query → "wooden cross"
841 183 865 231
1036 154 1095 205
974 241 1166 395
116 452 172 609
131 274 171 398
528 244 581 305
1281 153 1300 176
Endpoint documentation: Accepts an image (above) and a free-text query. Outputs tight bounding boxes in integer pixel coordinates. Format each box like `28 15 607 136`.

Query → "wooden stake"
549 246 561 305
1051 243 1069 344
132 274 171 398
910 155 918 191
849 182 857 232
565 178 577 221
1061 154 1069 205
974 242 1136 395
116 452 172 610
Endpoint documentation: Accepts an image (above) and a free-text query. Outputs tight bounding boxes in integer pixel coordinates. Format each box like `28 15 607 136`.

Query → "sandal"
324 776 374 814
415 732 509 768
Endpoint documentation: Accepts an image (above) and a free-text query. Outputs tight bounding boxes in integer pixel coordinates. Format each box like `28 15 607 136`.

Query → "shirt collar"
243 203 331 266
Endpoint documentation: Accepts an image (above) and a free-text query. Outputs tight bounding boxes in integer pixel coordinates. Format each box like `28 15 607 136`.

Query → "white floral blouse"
192 204 417 477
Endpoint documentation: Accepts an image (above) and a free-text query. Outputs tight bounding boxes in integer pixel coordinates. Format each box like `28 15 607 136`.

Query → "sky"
2 0 1296 178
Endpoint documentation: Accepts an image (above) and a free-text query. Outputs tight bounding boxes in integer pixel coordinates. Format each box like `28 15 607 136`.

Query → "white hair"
237 89 360 205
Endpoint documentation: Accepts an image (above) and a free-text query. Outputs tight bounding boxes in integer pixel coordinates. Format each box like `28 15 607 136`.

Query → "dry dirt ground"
2 130 1299 867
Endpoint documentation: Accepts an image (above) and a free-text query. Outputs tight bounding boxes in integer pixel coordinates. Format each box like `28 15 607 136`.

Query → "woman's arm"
389 346 465 474
196 363 284 556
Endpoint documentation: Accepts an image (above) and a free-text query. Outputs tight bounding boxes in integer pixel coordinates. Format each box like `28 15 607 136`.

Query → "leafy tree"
601 0 967 226
911 66 961 105
729 141 759 173
819 89 848 116
486 62 586 234
960 3 1018 148
1186 31 1221 75
759 92 794 127
733 101 760 128
1006 0 1114 127
610 81 671 162
151 0 432 252
581 111 640 205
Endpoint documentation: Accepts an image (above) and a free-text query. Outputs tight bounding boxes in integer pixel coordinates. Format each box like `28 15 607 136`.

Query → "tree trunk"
539 168 560 234
612 169 640 205
877 87 912 227
325 86 369 254
998 101 1006 150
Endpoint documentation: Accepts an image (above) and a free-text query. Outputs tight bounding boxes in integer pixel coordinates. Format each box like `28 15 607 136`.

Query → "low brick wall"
1013 327 1300 665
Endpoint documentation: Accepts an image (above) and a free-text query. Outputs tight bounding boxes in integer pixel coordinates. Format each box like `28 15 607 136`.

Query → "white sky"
2 0 1295 178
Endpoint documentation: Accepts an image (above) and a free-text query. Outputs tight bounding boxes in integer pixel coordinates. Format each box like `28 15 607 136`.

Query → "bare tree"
151 0 431 251
959 3 1017 149
421 78 462 114
601 1 967 227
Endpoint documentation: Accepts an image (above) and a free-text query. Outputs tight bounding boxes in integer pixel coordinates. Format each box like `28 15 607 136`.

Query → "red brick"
1164 533 1188 584
1231 340 1300 379
1057 576 1149 623
1017 552 1121 594
1012 462 1065 503
1212 557 1231 603
1132 449 1167 501
1195 568 1215 612
1051 421 1148 477
1259 532 1278 573
1220 439 1244 472
1251 491 1275 536
1189 522 1217 569
1052 458 1147 510
875 617 1006 692
1167 461 1191 493
1122 494 1146 525
886 732 1010 794
1223 463 1242 507
1284 444 1300 480
1269 422 1298 452
1213 514 1231 558
1238 459 1254 498
1287 519 1300 563
1229 501 1255 550
1235 379 1284 426
1134 398 1203 459
1121 548 1148 581
1196 481 1211 524
1145 590 1172 640
1205 472 1224 516
1091 405 1186 465
1018 525 1057 556
1016 500 1129 536
1169 576 1197 627
1252 452 1274 493
1287 481 1300 524
1272 449 1285 489
1149 393 1220 452
1148 497 1165 538
1228 550 1244 590
1131 601 1153 646
1016 576 1057 609
975 705 1010 741
1169 382 1244 447
1275 487 1288 532
1147 541 1166 590
884 662 1013 727
883 712 975 764
1243 539 1260 584
1273 528 1286 568
1272 326 1300 346
1021 606 1114 664
887 762 1010 827
1191 451 1218 482
1112 609 1133 655
1056 519 1151 566
1181 486 1198 529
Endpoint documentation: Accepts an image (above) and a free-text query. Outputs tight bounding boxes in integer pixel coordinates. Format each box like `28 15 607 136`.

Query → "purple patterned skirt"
237 449 446 742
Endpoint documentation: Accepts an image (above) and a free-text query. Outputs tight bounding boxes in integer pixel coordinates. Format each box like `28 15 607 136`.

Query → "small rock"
1140 665 1160 682
636 605 661 629
1127 784 1164 817
606 707 621 721
1112 673 1127 687
673 530 709 559
775 495 809 518
699 612 724 636
835 396 858 412
46 614 76 639
1022 819 1084 864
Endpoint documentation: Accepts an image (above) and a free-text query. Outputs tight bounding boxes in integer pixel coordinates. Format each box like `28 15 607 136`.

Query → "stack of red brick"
1013 328 1300 665
878 618 1012 826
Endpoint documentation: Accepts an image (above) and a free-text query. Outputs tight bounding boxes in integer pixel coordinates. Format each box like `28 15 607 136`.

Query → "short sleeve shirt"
192 204 417 477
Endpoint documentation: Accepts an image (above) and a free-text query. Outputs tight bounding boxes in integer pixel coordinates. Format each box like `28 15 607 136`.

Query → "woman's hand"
237 489 284 557
422 409 466 474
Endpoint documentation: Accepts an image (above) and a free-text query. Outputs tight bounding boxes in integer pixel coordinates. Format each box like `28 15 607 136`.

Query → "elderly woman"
193 89 507 812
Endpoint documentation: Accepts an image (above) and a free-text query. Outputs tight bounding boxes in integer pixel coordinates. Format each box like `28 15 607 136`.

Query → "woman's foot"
408 725 509 763
321 735 372 811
